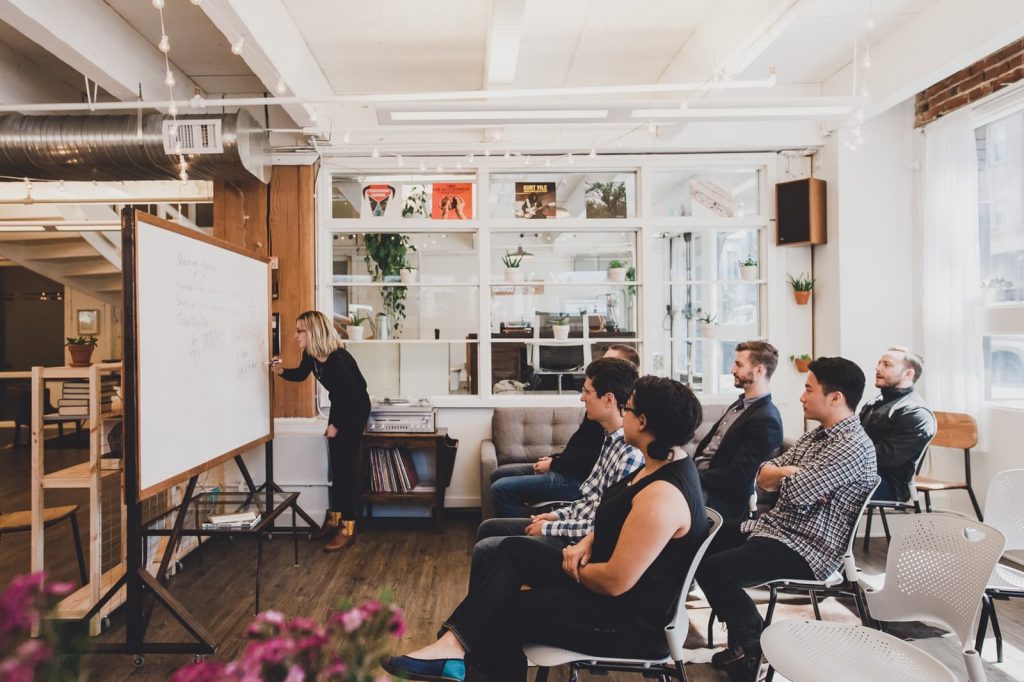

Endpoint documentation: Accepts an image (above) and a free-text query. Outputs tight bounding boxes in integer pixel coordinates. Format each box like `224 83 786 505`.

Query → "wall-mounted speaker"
776 178 827 246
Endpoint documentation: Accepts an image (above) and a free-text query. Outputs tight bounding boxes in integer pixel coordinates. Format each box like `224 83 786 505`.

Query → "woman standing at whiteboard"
272 310 371 553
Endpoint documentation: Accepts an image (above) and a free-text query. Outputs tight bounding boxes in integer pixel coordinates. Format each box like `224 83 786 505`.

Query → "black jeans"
328 427 363 519
695 523 814 650
443 537 664 682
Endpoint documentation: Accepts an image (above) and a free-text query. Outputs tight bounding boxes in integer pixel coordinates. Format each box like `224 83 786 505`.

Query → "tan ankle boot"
313 511 341 540
324 520 357 553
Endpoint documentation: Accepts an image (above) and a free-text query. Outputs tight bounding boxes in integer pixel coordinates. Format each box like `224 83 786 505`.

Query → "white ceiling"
0 0 1020 158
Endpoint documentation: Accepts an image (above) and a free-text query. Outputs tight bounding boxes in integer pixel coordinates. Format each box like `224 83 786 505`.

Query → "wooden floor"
2 428 1023 681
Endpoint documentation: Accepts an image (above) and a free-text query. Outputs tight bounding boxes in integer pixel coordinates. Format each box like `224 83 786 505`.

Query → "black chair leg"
975 594 991 656
534 667 549 682
707 610 716 648
967 487 983 521
853 587 872 627
69 511 88 586
764 587 779 627
878 507 891 544
674 659 687 682
923 491 933 513
989 596 1004 663
863 506 874 551
810 590 822 620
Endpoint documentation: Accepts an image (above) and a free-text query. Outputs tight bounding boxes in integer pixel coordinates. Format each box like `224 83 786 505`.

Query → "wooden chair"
0 506 88 586
913 411 983 520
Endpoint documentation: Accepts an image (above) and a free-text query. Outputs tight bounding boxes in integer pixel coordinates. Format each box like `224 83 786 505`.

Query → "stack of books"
366 447 422 493
202 510 261 531
57 377 118 417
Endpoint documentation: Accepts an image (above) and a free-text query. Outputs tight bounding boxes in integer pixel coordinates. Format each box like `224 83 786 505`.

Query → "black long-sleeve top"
280 349 371 430
859 387 936 501
549 416 606 481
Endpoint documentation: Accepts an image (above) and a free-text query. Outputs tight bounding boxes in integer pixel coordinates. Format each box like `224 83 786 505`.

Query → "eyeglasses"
620 404 640 416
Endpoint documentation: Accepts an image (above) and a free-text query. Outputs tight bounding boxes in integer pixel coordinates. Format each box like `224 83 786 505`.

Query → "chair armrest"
480 439 498 520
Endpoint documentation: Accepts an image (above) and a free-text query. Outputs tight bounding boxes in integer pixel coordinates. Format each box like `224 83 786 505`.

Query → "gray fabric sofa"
480 402 730 519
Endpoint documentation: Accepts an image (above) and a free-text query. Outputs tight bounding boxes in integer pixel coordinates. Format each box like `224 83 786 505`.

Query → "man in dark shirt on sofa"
488 345 638 517
859 346 936 502
694 341 784 524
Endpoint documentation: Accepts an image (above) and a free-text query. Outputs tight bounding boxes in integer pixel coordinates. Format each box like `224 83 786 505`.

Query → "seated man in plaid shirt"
697 356 877 682
469 357 642 590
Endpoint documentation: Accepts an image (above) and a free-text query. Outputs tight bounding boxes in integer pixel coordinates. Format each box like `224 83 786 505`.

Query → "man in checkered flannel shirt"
697 356 877 682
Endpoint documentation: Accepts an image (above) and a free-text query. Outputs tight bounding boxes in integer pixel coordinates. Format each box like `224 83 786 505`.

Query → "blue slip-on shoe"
381 655 466 682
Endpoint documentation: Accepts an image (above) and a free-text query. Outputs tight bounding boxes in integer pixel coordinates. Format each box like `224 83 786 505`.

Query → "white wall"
813 100 918 376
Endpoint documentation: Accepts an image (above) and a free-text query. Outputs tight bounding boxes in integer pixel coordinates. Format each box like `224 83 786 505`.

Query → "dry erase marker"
266 360 281 366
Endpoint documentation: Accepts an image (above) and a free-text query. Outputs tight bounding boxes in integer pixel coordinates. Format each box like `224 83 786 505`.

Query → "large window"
320 159 774 400
976 110 1024 403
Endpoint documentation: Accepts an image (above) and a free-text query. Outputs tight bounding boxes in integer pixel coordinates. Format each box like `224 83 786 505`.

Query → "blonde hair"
298 310 342 359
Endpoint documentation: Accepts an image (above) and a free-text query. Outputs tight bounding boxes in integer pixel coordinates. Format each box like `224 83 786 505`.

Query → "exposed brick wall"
915 38 1024 127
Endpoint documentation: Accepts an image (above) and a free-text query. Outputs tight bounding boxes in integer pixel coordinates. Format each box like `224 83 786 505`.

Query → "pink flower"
388 606 407 638
45 581 74 597
360 599 383 616
284 664 306 682
338 608 365 633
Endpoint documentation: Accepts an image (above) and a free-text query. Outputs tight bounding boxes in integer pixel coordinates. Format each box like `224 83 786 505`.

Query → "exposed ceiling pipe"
0 110 268 183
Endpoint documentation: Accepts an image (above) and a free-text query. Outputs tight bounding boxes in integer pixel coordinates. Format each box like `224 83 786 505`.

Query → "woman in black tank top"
383 376 709 682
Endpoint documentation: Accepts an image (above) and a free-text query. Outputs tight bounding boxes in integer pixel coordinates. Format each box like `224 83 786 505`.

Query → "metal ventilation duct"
0 110 269 183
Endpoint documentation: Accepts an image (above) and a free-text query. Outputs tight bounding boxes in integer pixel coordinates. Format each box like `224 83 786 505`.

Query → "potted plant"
607 259 628 283
502 250 525 282
551 315 571 340
787 272 815 305
364 234 417 334
739 255 759 281
346 313 368 341
65 335 98 367
791 353 812 373
400 264 418 284
696 311 717 337
982 277 1014 303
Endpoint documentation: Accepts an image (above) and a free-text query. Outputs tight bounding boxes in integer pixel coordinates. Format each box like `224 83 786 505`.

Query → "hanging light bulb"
589 148 597 158
396 154 404 167
231 36 245 55
58 179 66 192
152 0 165 8
456 159 463 169
483 148 491 157
567 152 574 164
468 153 475 163
419 160 427 172
862 48 872 69
164 70 176 87
545 157 551 167
436 163 443 172
168 101 178 116
371 146 380 158
158 35 170 53
342 130 351 144
275 78 287 95
190 92 206 108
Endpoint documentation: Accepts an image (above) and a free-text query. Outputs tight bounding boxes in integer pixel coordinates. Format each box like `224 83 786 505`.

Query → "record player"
366 397 436 433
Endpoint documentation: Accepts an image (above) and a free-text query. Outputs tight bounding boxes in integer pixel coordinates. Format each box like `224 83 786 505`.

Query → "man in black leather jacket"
859 346 936 502
695 341 784 524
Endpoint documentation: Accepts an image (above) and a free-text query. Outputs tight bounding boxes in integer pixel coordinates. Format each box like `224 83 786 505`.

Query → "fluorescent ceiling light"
486 0 525 85
54 224 120 231
0 225 45 232
390 110 609 122
633 106 852 119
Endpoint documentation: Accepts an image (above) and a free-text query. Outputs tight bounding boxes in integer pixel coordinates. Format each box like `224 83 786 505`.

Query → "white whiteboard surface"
135 217 271 495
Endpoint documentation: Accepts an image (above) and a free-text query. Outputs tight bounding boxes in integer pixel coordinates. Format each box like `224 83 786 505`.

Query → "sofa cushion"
492 407 585 465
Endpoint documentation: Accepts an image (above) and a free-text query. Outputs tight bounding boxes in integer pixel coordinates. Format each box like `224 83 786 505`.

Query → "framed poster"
77 309 99 335
515 182 556 218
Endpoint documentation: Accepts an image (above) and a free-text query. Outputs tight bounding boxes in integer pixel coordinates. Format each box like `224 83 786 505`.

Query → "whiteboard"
134 215 271 496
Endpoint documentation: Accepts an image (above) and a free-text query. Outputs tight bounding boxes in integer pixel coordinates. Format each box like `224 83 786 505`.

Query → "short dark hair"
889 346 924 384
735 340 779 379
585 357 638 407
630 376 702 461
604 344 639 367
807 356 866 411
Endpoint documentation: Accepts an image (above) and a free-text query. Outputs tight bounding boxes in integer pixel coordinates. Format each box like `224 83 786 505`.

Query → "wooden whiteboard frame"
126 210 273 500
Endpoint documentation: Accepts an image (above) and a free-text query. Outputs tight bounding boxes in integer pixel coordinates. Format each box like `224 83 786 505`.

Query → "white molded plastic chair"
974 468 1024 662
523 509 723 682
762 513 1005 682
706 478 880 648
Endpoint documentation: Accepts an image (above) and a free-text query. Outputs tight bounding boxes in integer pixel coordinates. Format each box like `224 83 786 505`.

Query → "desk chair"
706 479 880 649
914 411 983 520
524 509 723 682
975 469 1024 662
862 433 934 550
0 506 88 586
761 513 1003 682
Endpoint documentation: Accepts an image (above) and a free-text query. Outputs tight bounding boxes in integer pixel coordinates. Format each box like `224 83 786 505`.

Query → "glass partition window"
650 168 760 218
345 342 475 398
489 173 637 219
331 175 477 219
650 229 763 394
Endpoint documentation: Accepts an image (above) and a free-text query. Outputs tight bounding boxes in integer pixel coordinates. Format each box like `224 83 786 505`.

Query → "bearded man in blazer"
694 341 784 523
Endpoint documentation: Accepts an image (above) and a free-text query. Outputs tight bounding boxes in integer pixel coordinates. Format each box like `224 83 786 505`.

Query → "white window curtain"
920 108 984 417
